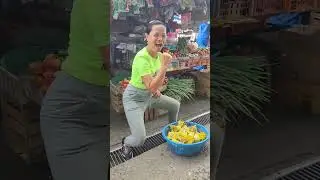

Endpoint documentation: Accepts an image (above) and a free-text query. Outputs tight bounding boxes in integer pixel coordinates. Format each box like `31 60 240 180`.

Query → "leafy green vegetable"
211 56 272 125
163 78 195 102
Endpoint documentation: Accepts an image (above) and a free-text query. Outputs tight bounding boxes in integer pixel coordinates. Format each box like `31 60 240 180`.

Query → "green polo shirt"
130 47 161 89
62 0 109 86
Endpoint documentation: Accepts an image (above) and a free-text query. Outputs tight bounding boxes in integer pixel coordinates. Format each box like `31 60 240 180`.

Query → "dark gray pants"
40 71 109 180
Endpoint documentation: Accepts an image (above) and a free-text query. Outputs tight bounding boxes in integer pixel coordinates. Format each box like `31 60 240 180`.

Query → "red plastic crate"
250 0 283 16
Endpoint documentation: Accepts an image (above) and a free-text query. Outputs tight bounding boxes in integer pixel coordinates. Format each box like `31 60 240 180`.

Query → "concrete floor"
110 98 210 150
111 124 210 180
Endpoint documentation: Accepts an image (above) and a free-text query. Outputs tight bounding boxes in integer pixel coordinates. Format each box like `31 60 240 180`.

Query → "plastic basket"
161 121 210 156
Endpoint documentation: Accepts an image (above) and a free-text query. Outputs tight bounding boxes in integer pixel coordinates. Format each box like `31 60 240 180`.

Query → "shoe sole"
120 148 134 160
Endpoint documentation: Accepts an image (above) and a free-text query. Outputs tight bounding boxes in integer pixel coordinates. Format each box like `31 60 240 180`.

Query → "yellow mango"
167 120 206 144
190 125 197 132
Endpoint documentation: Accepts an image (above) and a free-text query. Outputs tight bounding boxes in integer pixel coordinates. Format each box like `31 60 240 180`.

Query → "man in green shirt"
40 1 110 180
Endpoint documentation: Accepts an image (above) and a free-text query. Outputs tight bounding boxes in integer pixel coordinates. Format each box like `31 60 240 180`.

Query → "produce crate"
1 98 40 134
0 47 65 106
218 0 251 19
250 0 283 16
0 66 42 105
110 80 166 121
144 108 159 122
283 0 314 11
1 97 44 163
1 127 45 164
110 80 124 113
193 71 210 97
201 55 210 66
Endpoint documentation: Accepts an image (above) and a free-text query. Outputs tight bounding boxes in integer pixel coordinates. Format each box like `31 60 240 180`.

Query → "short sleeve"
134 56 153 77
85 0 109 47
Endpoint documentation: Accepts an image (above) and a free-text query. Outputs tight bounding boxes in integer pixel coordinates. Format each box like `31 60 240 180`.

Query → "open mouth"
155 43 163 48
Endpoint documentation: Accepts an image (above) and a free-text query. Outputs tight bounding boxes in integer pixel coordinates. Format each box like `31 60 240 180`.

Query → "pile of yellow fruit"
167 120 207 144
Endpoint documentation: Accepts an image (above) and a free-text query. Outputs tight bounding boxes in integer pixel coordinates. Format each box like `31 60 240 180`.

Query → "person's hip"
40 71 109 126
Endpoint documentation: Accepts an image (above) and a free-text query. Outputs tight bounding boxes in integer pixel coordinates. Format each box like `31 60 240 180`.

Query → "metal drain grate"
110 112 210 168
263 157 320 180
191 113 210 125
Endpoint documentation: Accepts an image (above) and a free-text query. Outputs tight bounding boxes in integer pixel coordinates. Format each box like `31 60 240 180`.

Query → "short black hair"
146 20 165 34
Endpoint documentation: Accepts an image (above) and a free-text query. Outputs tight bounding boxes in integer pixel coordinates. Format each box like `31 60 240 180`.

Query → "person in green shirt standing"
40 1 110 180
121 20 180 159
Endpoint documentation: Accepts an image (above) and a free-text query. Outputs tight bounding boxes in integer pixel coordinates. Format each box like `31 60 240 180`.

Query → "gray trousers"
40 71 109 180
122 84 180 147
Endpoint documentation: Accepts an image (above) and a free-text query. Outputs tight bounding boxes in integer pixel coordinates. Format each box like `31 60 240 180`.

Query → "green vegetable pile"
176 37 189 56
163 78 195 102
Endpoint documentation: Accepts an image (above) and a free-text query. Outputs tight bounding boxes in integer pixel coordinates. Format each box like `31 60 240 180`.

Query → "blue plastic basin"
161 121 210 156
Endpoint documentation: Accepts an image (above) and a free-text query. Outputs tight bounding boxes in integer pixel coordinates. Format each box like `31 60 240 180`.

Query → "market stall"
110 44 210 119
110 0 211 120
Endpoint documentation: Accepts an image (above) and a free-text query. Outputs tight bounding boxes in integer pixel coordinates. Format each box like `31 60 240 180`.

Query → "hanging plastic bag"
196 22 210 48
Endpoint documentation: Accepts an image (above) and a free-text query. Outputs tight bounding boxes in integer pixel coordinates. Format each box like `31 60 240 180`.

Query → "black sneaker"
121 137 134 160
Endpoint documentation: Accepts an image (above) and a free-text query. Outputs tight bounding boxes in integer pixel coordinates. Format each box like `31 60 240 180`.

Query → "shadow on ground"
216 109 320 180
